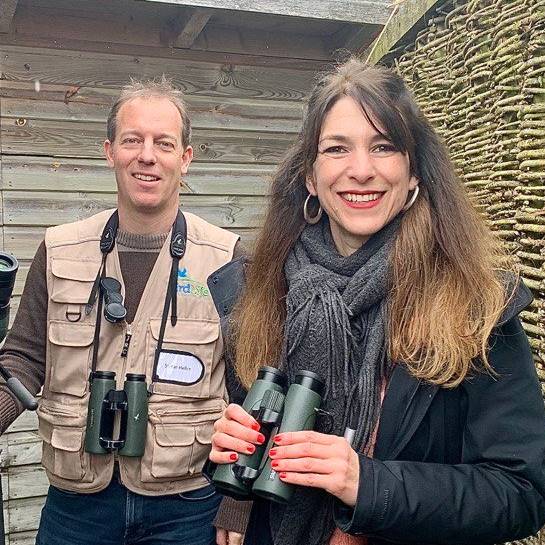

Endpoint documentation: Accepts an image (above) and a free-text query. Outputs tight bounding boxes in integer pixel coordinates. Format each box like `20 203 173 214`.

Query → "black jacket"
209 263 545 545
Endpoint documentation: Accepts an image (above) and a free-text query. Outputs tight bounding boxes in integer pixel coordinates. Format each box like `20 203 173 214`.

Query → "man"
0 78 246 545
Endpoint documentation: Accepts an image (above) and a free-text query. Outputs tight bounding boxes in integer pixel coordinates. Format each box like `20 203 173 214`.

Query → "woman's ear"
305 174 318 196
409 175 419 191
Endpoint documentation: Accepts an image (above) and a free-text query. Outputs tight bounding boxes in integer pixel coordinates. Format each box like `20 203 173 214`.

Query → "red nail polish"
247 444 255 454
251 422 260 431
257 433 265 444
279 472 287 479
271 460 279 468
274 434 282 443
229 453 238 461
269 448 277 457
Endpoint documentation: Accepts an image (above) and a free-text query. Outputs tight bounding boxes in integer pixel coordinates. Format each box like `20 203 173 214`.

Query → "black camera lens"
0 252 18 305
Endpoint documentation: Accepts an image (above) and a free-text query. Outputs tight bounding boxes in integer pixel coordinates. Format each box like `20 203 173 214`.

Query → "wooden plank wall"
0 35 322 543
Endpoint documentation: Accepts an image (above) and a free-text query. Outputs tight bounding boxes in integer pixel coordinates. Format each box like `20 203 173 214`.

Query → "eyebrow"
118 131 178 141
319 134 351 145
155 134 178 141
319 133 391 145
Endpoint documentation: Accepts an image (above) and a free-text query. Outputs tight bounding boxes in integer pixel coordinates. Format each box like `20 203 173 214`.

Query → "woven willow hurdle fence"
392 0 545 399
391 3 544 542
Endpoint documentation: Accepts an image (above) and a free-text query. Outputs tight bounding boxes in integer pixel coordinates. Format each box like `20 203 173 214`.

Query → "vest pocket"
48 321 94 397
140 404 222 482
147 318 220 398
38 402 94 482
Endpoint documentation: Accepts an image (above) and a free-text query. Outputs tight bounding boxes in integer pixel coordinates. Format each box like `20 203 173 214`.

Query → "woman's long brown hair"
233 59 511 389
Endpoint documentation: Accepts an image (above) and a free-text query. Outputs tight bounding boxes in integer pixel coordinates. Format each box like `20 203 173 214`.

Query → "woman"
209 58 545 545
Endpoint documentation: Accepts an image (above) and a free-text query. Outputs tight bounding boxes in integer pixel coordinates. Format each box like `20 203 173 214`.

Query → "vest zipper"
121 324 132 358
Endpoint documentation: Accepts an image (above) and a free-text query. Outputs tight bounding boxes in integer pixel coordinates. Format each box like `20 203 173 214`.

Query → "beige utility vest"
40 209 238 495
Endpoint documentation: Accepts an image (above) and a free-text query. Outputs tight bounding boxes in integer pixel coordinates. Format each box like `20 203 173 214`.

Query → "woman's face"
307 96 418 256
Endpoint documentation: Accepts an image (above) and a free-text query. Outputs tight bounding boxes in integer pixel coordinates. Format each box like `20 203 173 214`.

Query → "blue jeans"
35 476 220 545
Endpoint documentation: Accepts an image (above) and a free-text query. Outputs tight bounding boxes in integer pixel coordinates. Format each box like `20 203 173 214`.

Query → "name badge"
155 350 205 385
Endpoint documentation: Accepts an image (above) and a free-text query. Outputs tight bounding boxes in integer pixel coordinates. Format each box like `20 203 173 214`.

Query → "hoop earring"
402 185 419 212
303 194 323 224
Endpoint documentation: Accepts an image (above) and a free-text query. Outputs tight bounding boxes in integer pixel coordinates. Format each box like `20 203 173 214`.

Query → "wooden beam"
365 0 443 64
142 0 394 26
0 0 18 33
327 23 383 55
174 8 211 48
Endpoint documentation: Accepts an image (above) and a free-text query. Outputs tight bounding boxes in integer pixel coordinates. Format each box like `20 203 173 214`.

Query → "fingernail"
269 448 277 457
279 472 287 479
274 434 282 443
251 422 260 431
257 433 265 444
229 453 238 461
247 444 256 454
271 460 279 468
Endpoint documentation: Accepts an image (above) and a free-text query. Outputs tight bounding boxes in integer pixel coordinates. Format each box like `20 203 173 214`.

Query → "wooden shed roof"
1 0 394 60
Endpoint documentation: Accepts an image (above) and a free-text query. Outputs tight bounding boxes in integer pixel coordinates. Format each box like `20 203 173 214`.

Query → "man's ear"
305 174 318 196
181 145 193 176
104 140 115 167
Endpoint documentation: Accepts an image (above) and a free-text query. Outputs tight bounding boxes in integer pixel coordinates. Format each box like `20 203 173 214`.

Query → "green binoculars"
212 366 324 504
84 371 148 457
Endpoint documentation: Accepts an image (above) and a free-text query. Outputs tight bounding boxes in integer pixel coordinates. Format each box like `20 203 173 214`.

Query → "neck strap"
88 209 187 377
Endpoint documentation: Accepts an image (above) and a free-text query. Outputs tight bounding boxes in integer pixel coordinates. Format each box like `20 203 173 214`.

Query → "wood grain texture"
0 91 304 134
1 117 295 163
0 0 19 34
143 0 393 25
7 529 38 545
3 191 266 228
2 156 274 195
174 9 212 48
0 45 316 101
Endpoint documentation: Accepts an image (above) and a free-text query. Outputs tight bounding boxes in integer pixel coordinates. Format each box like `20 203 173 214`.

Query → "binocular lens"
0 254 17 273
0 252 18 302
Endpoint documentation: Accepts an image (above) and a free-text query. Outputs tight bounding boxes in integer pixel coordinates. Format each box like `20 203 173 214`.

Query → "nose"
137 138 157 165
347 148 376 183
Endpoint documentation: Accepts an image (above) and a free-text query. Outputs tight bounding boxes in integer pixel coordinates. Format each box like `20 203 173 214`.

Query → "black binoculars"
84 371 148 456
0 252 18 342
100 277 126 323
212 366 324 503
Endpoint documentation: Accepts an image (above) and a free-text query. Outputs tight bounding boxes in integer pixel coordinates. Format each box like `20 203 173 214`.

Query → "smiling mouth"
340 192 383 203
133 173 160 182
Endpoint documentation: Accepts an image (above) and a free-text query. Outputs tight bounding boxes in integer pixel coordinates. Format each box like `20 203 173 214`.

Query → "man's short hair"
107 76 192 148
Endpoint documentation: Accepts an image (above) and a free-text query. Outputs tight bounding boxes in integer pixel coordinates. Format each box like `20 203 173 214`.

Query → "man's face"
104 97 193 220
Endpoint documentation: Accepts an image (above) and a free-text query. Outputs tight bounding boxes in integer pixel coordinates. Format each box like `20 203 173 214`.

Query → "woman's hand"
210 403 266 464
216 528 243 545
268 431 360 507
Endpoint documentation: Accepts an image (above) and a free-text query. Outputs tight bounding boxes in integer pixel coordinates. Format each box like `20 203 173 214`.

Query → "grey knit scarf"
269 216 400 545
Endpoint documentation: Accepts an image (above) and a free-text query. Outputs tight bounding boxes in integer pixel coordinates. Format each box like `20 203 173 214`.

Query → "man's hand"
216 527 243 545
